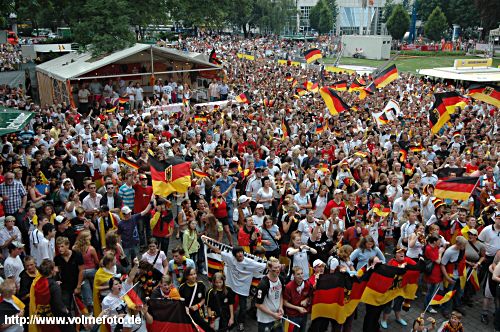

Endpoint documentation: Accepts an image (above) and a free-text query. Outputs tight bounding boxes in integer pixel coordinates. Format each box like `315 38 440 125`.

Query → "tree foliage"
72 0 135 56
310 0 334 34
424 6 448 41
386 4 410 40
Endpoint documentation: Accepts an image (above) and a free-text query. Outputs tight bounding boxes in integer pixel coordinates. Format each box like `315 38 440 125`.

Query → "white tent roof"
417 66 500 82
36 43 219 81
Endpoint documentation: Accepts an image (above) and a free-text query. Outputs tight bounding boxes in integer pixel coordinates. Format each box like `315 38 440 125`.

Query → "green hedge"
391 50 466 57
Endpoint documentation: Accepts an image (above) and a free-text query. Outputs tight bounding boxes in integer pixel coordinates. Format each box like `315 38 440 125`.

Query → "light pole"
9 13 17 35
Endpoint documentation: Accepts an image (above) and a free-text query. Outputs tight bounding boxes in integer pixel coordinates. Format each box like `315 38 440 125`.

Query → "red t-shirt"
323 200 346 219
424 245 442 284
465 163 478 174
133 184 153 213
283 279 312 317
344 226 368 248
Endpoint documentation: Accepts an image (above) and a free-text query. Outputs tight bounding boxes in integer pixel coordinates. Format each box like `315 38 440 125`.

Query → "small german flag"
118 157 139 170
364 82 376 94
147 299 200 332
193 169 209 178
123 289 143 310
495 189 500 203
468 84 500 108
330 80 348 91
296 87 307 96
304 81 319 93
373 203 391 217
349 78 365 92
291 78 298 88
118 97 129 105
193 115 208 123
354 151 368 158
399 148 408 162
315 123 324 134
263 98 275 108
430 289 456 306
285 72 293 82
378 112 390 125
304 48 323 63
429 92 468 134
282 118 291 140
434 176 479 201
209 48 222 65
373 64 399 88
319 87 350 116
149 156 191 197
235 91 251 104
409 144 424 152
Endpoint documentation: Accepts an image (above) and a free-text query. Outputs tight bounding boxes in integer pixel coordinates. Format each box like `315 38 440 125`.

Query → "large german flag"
304 48 322 63
361 263 419 306
349 78 365 92
330 80 348 91
434 176 479 201
235 91 251 104
429 289 456 306
304 81 319 93
311 271 366 324
429 92 468 134
468 84 500 107
373 64 399 88
149 156 191 197
147 299 198 332
320 87 350 116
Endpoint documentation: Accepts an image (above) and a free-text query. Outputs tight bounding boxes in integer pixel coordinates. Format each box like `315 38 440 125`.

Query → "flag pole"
423 285 441 315
282 315 301 328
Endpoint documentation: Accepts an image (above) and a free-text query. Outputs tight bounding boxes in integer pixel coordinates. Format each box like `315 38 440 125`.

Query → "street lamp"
8 13 17 35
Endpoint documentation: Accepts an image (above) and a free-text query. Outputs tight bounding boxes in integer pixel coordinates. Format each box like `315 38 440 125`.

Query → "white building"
296 0 387 35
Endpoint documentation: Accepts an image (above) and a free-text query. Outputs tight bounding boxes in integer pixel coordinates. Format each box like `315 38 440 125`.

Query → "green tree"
72 0 135 56
473 0 500 32
446 0 479 31
309 2 321 31
417 0 444 24
424 6 448 41
310 0 333 33
386 4 410 40
383 0 395 22
226 0 254 37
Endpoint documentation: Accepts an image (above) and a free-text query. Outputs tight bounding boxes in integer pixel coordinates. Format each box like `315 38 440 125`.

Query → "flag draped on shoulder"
320 87 350 116
311 271 366 324
147 299 198 332
304 48 322 63
434 176 479 201
373 64 399 88
467 84 500 107
429 92 468 134
149 156 191 197
29 273 53 332
209 49 222 65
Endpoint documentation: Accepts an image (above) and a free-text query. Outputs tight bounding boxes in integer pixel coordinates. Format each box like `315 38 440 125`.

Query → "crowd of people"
0 33 497 332
0 43 24 72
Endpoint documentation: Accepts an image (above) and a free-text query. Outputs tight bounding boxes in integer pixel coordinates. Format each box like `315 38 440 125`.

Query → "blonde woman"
183 220 200 263
73 230 99 310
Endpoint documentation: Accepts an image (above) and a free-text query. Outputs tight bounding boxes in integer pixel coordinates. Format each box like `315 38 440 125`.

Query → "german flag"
263 98 275 108
436 167 466 179
193 115 208 123
311 271 365 324
282 118 291 140
349 78 365 92
123 289 143 310
149 156 191 197
373 204 390 217
304 81 319 93
354 151 368 158
315 123 324 134
209 48 222 65
206 256 224 277
399 148 408 162
364 82 376 94
330 80 348 91
320 87 350 116
193 169 209 178
373 64 399 88
378 112 390 125
409 144 424 152
119 97 129 105
285 72 293 82
468 84 500 107
434 176 479 201
430 289 456 306
361 263 419 306
291 78 298 88
29 274 52 332
296 87 307 96
495 189 500 203
147 298 199 332
304 48 322 63
317 163 330 173
429 92 468 134
470 269 480 291
119 157 139 170
235 91 251 104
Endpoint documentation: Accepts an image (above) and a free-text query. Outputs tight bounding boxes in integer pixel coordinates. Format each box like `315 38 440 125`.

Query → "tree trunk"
243 24 249 38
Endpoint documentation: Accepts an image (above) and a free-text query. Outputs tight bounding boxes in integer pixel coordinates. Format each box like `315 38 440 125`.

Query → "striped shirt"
118 184 135 210
0 182 27 214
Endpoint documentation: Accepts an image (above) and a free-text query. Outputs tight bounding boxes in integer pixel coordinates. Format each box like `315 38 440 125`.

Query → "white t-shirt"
141 250 167 273
479 224 500 257
135 87 144 101
38 237 55 265
298 220 316 244
286 247 310 279
126 86 136 101
256 187 274 209
123 314 146 332
221 251 266 297
256 277 282 324
30 228 45 265
4 255 24 287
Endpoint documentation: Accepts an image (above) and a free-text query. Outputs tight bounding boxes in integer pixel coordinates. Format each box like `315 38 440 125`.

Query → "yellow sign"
453 58 492 68
325 66 356 74
237 53 255 61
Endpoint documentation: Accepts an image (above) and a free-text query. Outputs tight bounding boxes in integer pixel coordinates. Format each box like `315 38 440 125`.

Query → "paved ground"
157 234 492 331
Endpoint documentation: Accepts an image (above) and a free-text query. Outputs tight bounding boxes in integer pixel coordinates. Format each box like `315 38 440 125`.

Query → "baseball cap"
313 259 325 268
238 195 250 204
121 206 132 215
334 189 343 194
8 241 25 250
468 229 478 235
256 204 264 209
54 215 66 226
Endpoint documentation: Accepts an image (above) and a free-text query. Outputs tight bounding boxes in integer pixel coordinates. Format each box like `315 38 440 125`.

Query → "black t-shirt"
279 213 300 244
308 233 333 264
69 163 91 190
179 281 206 307
0 300 20 324
206 287 235 318
54 251 84 291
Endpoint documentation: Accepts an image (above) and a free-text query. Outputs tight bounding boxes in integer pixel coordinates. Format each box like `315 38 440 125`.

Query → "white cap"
313 259 325 268
256 204 264 209
334 189 343 194
238 195 250 204
121 206 132 214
